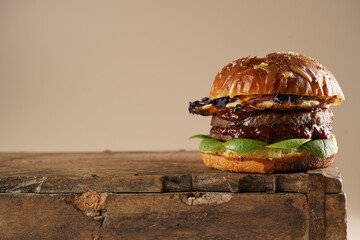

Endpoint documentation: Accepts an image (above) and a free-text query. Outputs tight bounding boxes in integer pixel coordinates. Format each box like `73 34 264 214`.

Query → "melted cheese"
256 100 274 108
256 99 320 108
298 100 320 107
226 99 241 107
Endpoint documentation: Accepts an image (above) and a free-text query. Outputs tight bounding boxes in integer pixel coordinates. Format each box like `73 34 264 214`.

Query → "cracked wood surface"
0 192 347 240
0 192 309 240
0 151 347 239
0 151 342 194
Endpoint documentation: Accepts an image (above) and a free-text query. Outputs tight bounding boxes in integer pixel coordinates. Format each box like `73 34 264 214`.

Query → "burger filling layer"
189 94 336 115
189 95 338 158
210 108 333 143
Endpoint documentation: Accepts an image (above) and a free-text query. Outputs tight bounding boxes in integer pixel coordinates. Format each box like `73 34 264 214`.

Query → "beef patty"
211 108 333 128
210 108 333 143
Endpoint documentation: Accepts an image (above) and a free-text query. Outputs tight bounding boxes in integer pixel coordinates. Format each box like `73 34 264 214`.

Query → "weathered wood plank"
0 193 101 240
192 173 242 192
102 192 308 240
276 172 308 193
0 176 47 193
41 175 164 193
0 152 347 239
237 173 274 192
0 152 343 194
308 173 326 240
163 174 192 192
0 192 308 240
308 165 343 193
325 194 347 240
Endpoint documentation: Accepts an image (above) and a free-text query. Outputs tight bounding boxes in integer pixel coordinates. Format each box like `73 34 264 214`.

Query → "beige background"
1 0 359 237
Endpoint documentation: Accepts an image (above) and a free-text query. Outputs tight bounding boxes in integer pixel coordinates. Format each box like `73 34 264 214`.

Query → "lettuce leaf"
189 134 338 158
267 139 311 149
223 138 266 153
188 134 211 140
199 138 224 151
299 137 337 158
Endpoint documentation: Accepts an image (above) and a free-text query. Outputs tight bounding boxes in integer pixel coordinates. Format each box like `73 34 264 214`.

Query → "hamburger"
188 52 344 173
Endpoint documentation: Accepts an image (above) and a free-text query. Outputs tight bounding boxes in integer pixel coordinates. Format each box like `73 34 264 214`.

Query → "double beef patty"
210 108 333 143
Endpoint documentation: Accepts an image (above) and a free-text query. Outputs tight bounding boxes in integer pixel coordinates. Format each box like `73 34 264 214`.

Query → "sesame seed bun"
210 52 344 105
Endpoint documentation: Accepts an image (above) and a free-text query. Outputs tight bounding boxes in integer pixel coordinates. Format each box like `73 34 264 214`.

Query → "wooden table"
0 151 346 240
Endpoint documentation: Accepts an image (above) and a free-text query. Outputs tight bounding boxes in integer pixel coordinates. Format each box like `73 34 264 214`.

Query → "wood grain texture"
0 194 101 240
0 192 308 240
0 151 343 194
0 151 347 240
325 194 347 240
101 193 309 240
308 173 326 240
308 165 343 193
276 172 308 193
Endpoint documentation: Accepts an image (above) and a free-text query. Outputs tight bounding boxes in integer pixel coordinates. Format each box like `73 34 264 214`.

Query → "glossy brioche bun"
210 52 344 105
200 149 335 173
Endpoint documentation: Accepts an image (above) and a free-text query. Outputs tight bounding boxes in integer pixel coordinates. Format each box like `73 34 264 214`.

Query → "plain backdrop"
1 0 359 238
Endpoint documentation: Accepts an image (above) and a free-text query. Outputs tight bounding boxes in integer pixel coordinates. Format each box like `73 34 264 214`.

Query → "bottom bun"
200 149 335 173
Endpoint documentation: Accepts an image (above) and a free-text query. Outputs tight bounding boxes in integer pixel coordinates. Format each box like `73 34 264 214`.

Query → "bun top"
210 52 344 105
